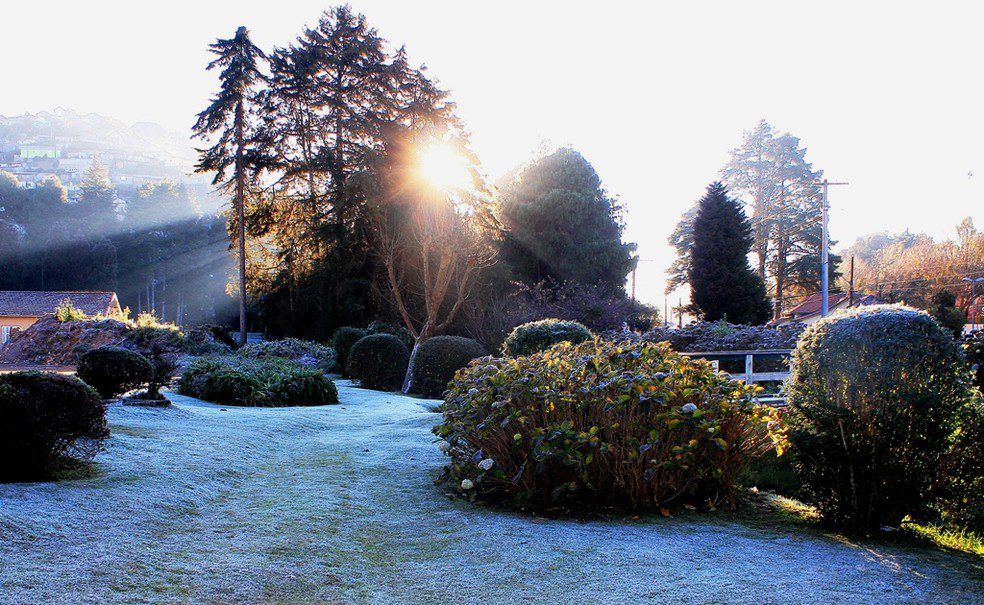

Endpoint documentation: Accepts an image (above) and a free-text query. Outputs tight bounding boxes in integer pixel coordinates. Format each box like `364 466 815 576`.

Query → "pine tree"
719 121 840 319
498 148 636 294
193 26 266 345
687 182 772 325
248 6 465 339
77 160 117 235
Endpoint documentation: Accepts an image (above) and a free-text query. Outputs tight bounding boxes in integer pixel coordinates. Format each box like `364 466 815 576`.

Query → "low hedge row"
178 357 338 407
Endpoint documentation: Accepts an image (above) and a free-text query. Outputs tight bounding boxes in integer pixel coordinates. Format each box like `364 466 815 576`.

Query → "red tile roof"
784 292 881 320
786 293 849 318
0 291 120 318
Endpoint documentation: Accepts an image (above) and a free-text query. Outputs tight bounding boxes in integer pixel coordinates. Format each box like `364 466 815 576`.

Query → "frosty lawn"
1 381 981 604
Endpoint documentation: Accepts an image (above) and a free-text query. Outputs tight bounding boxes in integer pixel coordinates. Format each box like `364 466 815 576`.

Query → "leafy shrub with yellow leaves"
434 338 785 513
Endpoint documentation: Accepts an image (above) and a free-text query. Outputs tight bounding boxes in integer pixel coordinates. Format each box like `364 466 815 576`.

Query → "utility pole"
630 266 637 303
821 179 849 316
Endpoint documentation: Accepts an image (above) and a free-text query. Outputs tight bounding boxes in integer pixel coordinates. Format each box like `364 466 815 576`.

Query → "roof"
784 292 881 320
0 291 120 318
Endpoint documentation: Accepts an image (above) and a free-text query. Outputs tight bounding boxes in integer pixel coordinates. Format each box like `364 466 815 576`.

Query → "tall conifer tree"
498 148 636 294
193 26 266 345
687 182 772 325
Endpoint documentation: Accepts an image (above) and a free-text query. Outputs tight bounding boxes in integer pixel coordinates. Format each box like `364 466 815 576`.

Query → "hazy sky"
4 1 983 305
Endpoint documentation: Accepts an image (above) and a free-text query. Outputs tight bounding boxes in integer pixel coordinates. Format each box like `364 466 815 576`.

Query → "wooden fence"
679 349 794 405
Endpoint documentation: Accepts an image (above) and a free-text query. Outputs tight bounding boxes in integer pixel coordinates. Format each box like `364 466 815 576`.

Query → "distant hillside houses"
0 109 212 201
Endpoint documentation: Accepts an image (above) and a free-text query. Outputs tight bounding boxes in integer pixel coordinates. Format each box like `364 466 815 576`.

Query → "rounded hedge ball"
409 335 487 398
347 333 410 391
76 345 153 399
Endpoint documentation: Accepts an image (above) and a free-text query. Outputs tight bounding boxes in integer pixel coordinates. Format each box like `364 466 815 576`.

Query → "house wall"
0 316 39 344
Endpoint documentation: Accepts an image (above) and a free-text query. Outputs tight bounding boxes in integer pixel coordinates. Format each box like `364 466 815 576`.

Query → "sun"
417 142 472 190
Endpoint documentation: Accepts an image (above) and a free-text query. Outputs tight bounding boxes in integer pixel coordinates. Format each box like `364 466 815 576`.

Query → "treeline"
193 7 646 346
0 164 235 326
841 218 984 313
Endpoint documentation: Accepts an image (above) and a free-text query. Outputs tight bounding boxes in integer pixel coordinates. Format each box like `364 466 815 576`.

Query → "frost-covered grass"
1 381 982 604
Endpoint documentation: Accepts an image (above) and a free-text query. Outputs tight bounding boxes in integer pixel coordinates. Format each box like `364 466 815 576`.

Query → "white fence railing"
679 349 793 405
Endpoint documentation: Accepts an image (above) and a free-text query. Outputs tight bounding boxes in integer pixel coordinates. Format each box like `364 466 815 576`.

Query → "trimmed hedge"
178 357 339 407
366 320 414 351
0 371 109 481
409 336 487 398
502 318 592 357
332 327 368 376
785 305 973 533
76 345 153 398
347 334 409 391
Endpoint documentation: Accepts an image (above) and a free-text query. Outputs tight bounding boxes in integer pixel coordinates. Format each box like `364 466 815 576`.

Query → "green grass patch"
901 521 984 556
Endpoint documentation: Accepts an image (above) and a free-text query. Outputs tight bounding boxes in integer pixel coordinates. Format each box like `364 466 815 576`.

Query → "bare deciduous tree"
365 137 497 392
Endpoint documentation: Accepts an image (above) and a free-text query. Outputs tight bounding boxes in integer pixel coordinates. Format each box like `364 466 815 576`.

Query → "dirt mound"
0 316 234 367
0 315 132 366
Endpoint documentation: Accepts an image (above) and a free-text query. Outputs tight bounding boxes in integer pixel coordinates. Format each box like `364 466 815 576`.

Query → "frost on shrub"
76 345 153 399
366 321 415 351
639 320 804 352
409 336 487 398
239 338 336 372
332 327 368 376
0 371 109 481
178 356 338 407
434 339 785 513
346 334 409 391
502 318 593 357
785 305 973 533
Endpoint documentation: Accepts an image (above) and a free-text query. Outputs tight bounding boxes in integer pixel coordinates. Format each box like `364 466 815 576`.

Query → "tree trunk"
402 339 423 394
402 323 435 394
235 99 248 347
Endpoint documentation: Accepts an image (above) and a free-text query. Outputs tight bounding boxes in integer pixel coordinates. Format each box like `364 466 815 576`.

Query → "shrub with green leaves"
934 399 984 532
409 336 487 398
963 330 983 391
435 338 784 513
178 356 338 407
0 371 109 481
76 345 154 398
347 334 409 391
239 338 336 372
502 318 592 357
332 327 368 376
366 320 414 351
785 305 973 533
55 299 88 322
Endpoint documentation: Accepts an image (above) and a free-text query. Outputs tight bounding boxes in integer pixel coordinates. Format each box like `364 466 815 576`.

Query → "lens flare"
417 143 471 190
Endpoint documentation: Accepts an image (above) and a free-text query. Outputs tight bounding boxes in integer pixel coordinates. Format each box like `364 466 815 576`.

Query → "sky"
4 1 983 306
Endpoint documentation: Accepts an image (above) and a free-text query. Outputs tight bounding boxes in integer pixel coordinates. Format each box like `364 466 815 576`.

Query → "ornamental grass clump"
785 305 974 534
178 356 338 407
434 338 784 513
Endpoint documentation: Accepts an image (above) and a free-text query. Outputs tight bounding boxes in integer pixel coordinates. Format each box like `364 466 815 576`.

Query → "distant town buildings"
0 109 212 201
